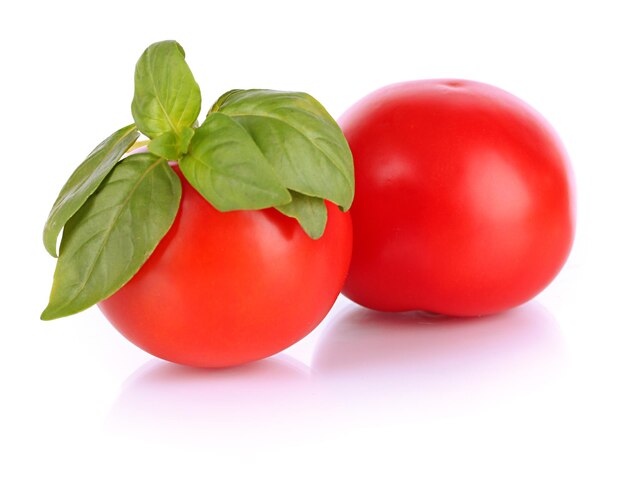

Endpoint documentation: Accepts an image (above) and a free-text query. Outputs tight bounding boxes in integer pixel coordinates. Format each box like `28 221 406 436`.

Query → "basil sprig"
42 40 354 320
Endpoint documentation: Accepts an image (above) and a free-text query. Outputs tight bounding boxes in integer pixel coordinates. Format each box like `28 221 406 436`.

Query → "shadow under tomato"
311 301 567 415
105 354 324 446
106 301 567 444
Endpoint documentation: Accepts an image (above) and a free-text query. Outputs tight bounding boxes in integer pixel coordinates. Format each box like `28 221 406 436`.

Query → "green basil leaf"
275 192 328 239
179 112 291 211
43 124 139 257
211 89 354 210
148 131 179 160
149 127 195 160
178 126 195 154
131 40 201 139
41 153 181 320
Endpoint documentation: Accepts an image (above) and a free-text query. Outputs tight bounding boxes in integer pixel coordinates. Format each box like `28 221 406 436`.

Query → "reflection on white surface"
107 301 565 445
312 302 566 415
106 354 320 446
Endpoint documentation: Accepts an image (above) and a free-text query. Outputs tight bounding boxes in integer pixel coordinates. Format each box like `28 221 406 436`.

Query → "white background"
1 0 624 476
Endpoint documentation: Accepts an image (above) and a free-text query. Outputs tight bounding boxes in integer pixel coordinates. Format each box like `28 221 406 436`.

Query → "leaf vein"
56 158 165 310
228 113 352 189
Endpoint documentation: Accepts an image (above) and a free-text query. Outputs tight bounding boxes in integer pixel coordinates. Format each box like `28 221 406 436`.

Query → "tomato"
339 79 575 316
99 164 352 367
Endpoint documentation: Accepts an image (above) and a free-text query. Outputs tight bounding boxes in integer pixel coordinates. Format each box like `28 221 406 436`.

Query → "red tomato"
340 79 575 316
99 164 352 367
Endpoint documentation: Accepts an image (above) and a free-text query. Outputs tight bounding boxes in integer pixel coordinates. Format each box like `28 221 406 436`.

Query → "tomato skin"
99 165 352 367
340 79 575 316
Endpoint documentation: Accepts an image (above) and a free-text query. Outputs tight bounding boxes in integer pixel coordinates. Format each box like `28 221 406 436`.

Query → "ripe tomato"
340 79 575 316
99 164 352 367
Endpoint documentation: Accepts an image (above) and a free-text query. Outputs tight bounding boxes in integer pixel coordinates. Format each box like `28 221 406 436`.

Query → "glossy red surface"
100 164 353 367
340 79 575 316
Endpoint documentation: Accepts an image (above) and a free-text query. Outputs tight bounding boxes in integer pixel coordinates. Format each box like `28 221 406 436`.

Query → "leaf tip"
40 306 59 321
307 228 325 240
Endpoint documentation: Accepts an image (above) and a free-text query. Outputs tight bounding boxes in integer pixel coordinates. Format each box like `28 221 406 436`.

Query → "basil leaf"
178 126 195 154
211 89 354 210
276 192 328 239
43 124 139 257
148 131 179 160
179 112 291 211
41 153 181 320
131 41 201 139
149 127 195 160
